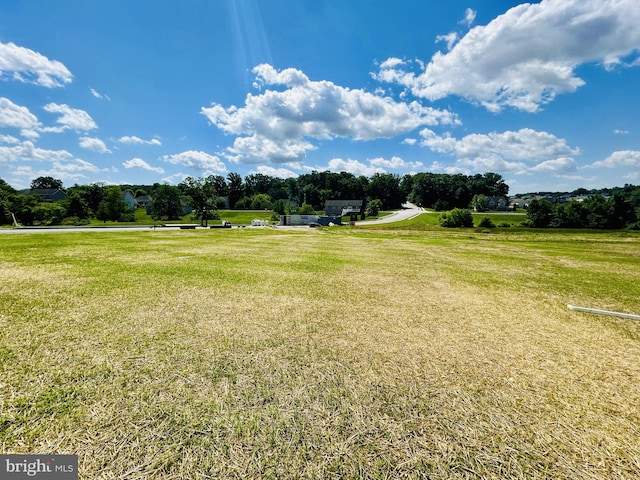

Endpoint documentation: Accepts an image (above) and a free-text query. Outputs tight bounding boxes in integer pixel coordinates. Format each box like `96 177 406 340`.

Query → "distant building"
19 188 67 202
324 199 363 217
122 191 136 209
135 195 153 208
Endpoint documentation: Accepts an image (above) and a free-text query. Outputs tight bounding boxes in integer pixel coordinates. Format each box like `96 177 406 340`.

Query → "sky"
0 0 639 195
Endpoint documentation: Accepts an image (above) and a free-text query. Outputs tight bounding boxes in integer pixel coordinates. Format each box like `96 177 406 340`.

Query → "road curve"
355 203 425 225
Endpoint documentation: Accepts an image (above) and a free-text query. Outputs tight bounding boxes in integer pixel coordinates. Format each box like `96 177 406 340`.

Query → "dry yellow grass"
1 229 639 478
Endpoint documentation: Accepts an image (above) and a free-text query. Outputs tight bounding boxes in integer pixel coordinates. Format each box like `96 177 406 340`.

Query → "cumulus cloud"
529 156 578 173
0 141 73 165
0 97 40 130
43 103 97 131
161 172 189 185
419 128 579 174
0 134 19 144
52 159 101 173
117 135 162 146
161 150 227 174
254 165 298 178
79 136 111 153
369 156 423 170
375 0 640 112
202 64 459 164
462 8 477 26
123 157 165 173
436 32 458 51
591 150 640 167
0 41 73 88
324 158 385 177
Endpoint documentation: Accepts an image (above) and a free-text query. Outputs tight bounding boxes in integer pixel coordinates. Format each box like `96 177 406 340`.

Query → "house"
135 195 152 208
20 188 67 202
486 196 509 211
324 199 363 217
122 191 136 209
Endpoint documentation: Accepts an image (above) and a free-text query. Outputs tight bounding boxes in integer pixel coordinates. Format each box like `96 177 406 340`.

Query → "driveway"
355 203 424 225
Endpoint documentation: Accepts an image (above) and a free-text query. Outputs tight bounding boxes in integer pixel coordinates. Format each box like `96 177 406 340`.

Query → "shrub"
478 216 496 228
439 208 474 228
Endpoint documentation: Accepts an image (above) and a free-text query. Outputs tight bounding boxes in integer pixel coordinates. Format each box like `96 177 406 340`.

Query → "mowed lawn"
1 228 640 479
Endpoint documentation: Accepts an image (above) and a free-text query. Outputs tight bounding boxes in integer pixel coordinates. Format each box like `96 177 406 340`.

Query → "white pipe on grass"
568 304 640 321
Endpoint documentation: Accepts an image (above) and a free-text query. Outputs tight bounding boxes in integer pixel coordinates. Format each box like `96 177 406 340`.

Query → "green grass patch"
1 228 639 477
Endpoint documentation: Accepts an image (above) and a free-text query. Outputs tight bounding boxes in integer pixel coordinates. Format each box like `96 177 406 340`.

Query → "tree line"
524 186 640 229
0 171 510 226
3 172 638 229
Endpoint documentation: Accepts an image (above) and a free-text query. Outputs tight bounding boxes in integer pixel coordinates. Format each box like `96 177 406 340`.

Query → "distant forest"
1 171 639 229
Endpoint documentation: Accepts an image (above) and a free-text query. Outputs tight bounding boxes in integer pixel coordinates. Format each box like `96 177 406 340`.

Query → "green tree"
32 202 65 225
367 173 404 210
525 199 554 228
297 202 315 214
471 194 488 212
30 176 63 190
250 193 272 210
96 186 131 222
0 178 17 225
180 176 218 226
227 172 244 208
365 199 383 217
150 184 184 220
12 194 40 226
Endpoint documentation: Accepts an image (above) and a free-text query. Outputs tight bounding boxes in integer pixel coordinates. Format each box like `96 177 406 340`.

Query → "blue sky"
1 0 639 194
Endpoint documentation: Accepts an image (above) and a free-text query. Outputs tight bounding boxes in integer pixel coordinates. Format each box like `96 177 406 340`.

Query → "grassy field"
1 226 639 478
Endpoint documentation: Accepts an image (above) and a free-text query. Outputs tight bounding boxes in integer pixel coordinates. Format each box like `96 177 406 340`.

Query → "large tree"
179 176 218 226
150 184 184 220
96 186 131 222
30 176 64 190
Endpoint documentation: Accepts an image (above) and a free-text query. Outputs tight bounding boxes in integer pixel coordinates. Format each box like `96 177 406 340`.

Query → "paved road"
1 204 426 233
355 203 424 225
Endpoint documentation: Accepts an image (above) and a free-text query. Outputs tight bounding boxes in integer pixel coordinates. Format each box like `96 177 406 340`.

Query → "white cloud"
0 134 19 144
123 157 165 174
0 141 73 165
117 135 162 146
591 150 640 168
202 63 459 164
161 150 227 174
254 165 298 178
614 129 630 135
462 8 477 26
43 103 97 131
369 156 423 170
0 41 73 88
420 128 579 161
52 159 101 173
90 87 111 101
0 97 40 130
418 128 579 175
436 32 458 51
529 156 578 173
160 172 189 185
376 0 640 112
79 136 111 153
324 158 385 177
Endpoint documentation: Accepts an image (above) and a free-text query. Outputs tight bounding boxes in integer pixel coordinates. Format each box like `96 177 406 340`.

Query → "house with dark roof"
20 188 67 202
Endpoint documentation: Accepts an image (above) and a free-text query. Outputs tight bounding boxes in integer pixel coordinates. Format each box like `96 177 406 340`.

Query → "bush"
497 222 511 228
439 208 474 228
478 216 496 228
